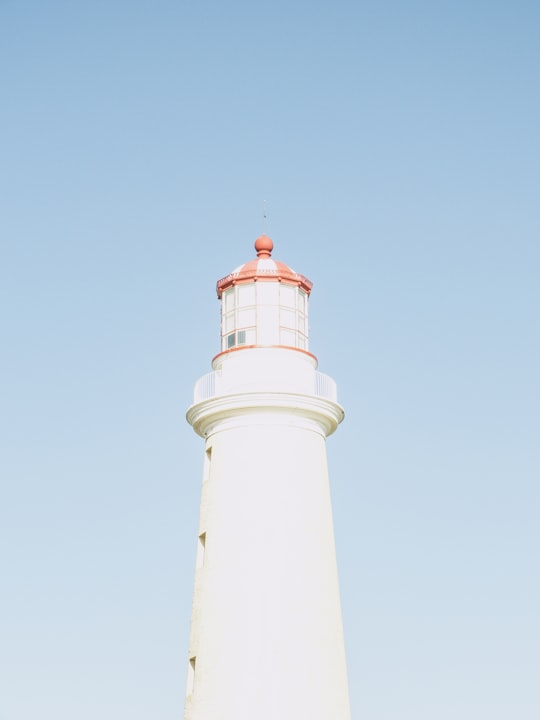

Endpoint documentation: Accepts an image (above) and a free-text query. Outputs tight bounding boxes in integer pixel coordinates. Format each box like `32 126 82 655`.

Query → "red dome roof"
216 235 313 298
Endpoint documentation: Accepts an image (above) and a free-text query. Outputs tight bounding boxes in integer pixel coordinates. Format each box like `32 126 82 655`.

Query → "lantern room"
215 235 313 355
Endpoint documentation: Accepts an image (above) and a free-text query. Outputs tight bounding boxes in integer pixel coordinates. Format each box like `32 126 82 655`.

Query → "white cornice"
186 391 345 439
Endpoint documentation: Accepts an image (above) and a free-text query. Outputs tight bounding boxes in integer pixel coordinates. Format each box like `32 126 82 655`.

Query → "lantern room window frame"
221 282 308 351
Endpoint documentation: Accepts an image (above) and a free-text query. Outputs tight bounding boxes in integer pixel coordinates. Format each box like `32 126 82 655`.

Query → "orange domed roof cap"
254 234 274 258
216 235 313 298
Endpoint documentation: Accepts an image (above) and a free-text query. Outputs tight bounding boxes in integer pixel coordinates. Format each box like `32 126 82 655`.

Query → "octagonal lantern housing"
215 235 313 356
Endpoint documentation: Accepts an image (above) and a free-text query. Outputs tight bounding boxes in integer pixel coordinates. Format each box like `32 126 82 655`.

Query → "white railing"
193 370 337 403
193 371 216 403
315 371 338 402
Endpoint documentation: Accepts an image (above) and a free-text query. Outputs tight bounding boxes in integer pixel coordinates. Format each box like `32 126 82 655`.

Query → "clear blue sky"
1 1 539 718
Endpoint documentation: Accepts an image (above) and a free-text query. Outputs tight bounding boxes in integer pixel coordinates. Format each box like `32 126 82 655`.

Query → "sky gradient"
1 1 539 718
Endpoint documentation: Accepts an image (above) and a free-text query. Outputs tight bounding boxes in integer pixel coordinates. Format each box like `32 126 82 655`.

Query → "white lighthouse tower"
184 235 350 720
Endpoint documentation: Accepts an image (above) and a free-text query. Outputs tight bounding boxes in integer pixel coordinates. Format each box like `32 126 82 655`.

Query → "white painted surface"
184 346 350 720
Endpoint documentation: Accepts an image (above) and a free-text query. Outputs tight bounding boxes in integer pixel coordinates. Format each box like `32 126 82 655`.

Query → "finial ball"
255 234 273 258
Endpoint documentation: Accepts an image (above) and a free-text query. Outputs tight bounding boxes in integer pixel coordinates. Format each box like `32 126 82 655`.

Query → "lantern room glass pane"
238 283 256 305
280 284 296 308
257 282 279 304
224 288 235 313
280 308 296 329
280 328 296 346
298 290 307 312
224 313 235 332
238 307 256 327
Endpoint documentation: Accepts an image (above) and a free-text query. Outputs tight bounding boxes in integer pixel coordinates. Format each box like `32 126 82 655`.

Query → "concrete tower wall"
184 407 350 720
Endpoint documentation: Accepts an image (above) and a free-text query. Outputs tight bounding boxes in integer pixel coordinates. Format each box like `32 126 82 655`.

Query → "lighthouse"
184 235 350 720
